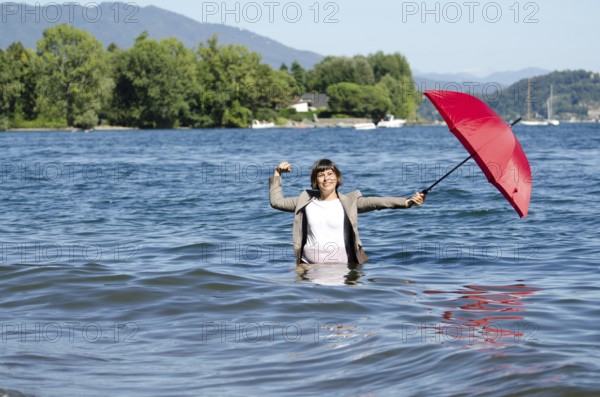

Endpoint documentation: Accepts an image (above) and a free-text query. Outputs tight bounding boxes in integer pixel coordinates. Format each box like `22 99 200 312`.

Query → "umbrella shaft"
424 154 474 193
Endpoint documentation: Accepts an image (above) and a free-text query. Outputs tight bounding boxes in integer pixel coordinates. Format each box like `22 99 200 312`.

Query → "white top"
302 198 349 264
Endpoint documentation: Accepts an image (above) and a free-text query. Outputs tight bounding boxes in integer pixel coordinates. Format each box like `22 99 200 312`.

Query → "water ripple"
1 127 599 396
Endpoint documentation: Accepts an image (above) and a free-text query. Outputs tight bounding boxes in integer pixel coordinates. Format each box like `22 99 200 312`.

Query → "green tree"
326 82 392 119
376 74 419 119
222 100 252 127
36 24 110 129
368 51 412 82
0 48 11 129
0 43 39 128
195 36 254 127
0 49 13 114
251 65 298 113
307 56 375 92
195 36 298 127
368 51 419 119
111 33 197 129
290 60 307 93
11 44 39 123
97 43 123 126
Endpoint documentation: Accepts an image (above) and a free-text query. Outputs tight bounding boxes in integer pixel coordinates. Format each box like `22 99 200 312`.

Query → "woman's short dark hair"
310 159 343 190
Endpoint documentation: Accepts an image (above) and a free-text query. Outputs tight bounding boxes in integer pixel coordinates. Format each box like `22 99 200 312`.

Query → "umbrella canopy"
424 90 531 218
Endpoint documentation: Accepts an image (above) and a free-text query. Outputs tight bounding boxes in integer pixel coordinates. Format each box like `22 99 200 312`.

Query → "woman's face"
316 169 338 194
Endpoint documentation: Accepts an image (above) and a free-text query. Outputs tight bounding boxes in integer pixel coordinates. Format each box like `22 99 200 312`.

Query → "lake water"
1 124 599 396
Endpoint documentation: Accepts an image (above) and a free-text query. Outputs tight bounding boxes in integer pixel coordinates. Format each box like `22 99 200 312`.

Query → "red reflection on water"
422 284 541 344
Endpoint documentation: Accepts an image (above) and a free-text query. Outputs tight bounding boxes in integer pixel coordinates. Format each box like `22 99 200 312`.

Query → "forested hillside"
0 25 418 130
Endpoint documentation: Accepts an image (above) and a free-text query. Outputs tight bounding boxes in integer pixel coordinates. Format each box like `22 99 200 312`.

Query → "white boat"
377 114 406 128
521 120 549 126
251 120 275 129
354 122 376 130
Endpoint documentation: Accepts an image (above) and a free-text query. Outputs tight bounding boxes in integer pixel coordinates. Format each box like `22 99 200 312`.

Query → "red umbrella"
423 90 531 218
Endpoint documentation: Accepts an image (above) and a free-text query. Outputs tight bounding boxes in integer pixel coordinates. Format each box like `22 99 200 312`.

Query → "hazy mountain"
0 2 324 69
418 70 600 122
485 68 550 86
413 67 550 91
414 70 481 84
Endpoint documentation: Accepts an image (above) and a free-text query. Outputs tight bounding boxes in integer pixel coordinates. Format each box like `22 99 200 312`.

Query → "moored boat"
377 114 406 128
354 122 376 130
251 120 275 129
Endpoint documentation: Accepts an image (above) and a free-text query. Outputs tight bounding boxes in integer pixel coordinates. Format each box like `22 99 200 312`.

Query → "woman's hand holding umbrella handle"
407 191 427 208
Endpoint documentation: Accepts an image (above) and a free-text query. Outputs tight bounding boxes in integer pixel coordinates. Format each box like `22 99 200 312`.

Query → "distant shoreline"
4 126 138 132
4 120 597 132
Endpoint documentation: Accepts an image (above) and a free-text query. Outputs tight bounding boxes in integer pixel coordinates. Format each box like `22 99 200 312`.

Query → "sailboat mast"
527 79 532 121
548 85 553 120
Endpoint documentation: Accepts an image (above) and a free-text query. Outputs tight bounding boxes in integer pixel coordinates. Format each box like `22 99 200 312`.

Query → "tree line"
0 24 419 130
486 70 600 121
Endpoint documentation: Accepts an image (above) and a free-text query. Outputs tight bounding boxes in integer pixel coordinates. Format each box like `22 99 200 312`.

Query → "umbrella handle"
407 189 428 208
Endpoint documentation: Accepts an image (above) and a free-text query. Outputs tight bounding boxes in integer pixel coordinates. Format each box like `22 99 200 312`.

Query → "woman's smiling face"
310 159 343 197
316 169 338 196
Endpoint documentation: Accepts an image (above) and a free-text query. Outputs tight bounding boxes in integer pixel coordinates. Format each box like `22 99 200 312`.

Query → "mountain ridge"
1 2 556 82
417 69 600 122
0 2 324 69
413 67 550 90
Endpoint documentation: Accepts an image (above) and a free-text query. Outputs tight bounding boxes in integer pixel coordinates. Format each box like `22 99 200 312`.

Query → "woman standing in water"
270 159 425 265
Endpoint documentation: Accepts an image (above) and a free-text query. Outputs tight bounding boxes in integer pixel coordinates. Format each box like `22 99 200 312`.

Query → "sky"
29 0 600 75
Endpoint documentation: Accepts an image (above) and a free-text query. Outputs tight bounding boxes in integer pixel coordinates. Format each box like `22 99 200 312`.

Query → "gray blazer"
269 176 410 264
